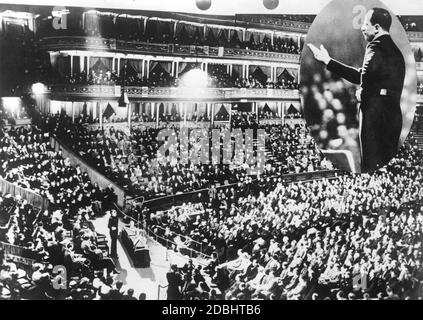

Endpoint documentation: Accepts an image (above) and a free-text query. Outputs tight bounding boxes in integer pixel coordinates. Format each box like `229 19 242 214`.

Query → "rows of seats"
46 113 330 200
142 137 423 300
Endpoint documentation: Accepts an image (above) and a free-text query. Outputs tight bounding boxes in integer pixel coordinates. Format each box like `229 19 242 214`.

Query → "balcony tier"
40 37 301 64
47 85 301 102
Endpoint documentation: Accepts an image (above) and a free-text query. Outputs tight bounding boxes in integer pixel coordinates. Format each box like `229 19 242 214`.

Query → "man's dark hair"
370 8 392 31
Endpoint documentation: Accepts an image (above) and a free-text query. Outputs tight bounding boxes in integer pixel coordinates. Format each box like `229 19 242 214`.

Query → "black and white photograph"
301 0 417 173
0 0 422 307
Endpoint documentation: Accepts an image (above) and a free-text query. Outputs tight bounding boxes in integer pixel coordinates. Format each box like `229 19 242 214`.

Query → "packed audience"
144 137 423 300
231 112 258 130
0 123 148 300
48 113 331 200
0 125 119 216
0 194 145 300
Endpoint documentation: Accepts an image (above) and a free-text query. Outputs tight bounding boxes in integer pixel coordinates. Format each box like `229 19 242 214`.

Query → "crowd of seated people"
146 137 423 300
0 198 143 300
0 124 148 300
231 112 258 130
266 123 333 175
78 14 302 55
0 131 141 300
0 126 117 216
50 115 257 199
46 113 330 200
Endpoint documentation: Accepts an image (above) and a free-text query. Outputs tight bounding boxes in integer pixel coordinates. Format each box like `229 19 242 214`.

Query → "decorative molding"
236 16 311 33
48 84 300 101
407 31 423 43
40 36 300 64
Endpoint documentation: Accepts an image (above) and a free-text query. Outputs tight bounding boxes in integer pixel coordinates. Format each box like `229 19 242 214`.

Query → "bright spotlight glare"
1 97 21 112
181 69 209 88
32 83 46 95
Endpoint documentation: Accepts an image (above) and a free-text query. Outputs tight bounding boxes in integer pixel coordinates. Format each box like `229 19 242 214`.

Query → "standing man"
108 209 119 258
308 8 405 173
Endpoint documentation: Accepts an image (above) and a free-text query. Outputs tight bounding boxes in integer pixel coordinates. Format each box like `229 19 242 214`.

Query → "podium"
121 227 151 268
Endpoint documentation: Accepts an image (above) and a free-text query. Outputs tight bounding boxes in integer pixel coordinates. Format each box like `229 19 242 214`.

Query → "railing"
0 178 49 211
39 36 301 64
0 203 17 233
407 31 423 42
140 170 341 210
47 84 300 101
50 136 126 207
236 15 311 33
0 241 37 268
115 203 211 262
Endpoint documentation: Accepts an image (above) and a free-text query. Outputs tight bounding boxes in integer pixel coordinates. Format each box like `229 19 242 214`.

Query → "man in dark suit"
309 8 405 172
108 210 119 258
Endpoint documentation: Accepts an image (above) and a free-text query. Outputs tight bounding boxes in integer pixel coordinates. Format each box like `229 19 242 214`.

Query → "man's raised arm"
308 43 361 85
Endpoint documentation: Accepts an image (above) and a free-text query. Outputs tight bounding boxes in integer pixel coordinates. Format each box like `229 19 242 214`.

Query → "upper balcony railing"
407 31 423 43
39 36 301 64
46 84 300 101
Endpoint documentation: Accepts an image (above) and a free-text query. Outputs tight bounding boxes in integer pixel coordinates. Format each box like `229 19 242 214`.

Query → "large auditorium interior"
0 0 422 304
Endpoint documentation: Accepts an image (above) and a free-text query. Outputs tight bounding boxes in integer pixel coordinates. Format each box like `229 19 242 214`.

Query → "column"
175 61 179 78
99 101 103 129
70 55 73 75
271 32 274 46
151 102 155 122
297 67 301 85
92 102 96 120
242 29 246 42
86 56 90 80
229 65 233 76
210 104 214 125
181 103 186 124
156 102 160 127
112 57 115 72
298 35 301 50
117 58 121 76
277 101 282 117
79 56 84 73
205 62 208 74
128 103 132 131
171 61 175 77
71 102 75 123
146 60 150 79
246 65 249 78
142 59 146 78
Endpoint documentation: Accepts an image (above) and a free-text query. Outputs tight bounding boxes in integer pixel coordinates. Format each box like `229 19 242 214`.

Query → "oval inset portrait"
300 0 417 173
